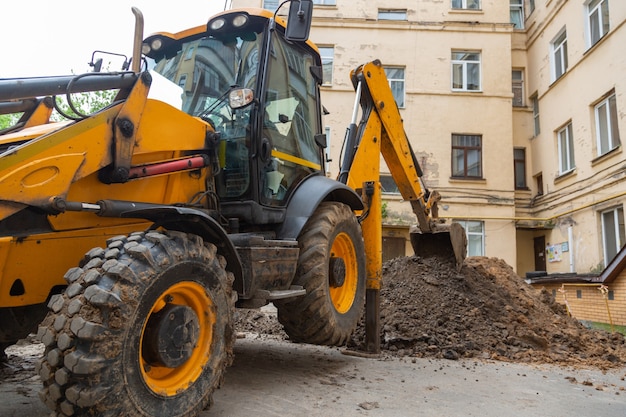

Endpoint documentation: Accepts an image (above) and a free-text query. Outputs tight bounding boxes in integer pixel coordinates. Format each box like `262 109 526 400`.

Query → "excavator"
0 1 465 416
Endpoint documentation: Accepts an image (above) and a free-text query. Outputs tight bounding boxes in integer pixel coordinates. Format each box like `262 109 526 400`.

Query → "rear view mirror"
285 0 313 42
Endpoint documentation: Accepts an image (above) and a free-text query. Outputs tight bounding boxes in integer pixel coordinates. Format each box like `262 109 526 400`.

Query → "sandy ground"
2 334 625 417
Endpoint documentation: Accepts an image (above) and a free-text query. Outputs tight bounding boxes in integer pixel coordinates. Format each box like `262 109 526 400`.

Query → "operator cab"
142 5 325 228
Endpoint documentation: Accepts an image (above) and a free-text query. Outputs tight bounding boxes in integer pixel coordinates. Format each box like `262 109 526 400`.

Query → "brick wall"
534 275 626 326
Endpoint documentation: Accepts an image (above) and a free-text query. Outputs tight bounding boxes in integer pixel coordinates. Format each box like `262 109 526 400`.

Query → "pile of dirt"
236 256 626 369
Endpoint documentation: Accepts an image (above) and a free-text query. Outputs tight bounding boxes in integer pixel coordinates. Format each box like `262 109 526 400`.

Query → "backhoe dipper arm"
343 60 439 233
342 60 465 354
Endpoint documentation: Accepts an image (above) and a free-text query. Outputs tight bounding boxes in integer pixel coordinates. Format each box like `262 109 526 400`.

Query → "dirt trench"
237 255 626 369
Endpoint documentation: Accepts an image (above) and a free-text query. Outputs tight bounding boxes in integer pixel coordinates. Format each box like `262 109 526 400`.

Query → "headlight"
232 14 248 28
209 18 226 31
150 38 163 51
141 43 151 55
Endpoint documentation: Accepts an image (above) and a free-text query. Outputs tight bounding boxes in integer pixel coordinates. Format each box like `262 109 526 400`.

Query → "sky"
1 1 229 78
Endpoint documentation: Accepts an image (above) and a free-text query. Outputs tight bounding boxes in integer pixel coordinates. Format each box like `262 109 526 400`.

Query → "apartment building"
230 0 625 277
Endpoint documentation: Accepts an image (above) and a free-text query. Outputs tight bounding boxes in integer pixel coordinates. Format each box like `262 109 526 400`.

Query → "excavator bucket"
410 222 467 270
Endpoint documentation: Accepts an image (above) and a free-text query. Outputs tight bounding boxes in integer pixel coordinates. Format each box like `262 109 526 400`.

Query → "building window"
510 0 524 29
454 220 485 256
384 67 405 108
378 9 407 20
514 148 527 189
512 70 524 107
452 134 482 178
380 174 400 194
587 0 610 47
551 29 568 81
184 46 195 60
318 46 334 86
557 123 575 174
451 51 481 91
576 289 582 299
529 0 535 14
313 0 336 4
178 74 187 89
601 206 625 266
608 290 615 301
263 0 279 11
595 93 620 156
532 94 540 136
535 173 544 196
451 0 480 9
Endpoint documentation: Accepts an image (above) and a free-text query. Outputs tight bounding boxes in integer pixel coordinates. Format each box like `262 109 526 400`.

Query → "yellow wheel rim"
329 232 358 314
139 281 214 396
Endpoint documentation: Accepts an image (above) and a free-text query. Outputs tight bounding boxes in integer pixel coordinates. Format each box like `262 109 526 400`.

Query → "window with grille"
452 134 482 178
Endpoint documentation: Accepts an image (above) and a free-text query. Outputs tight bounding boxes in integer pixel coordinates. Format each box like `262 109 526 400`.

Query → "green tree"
51 89 117 121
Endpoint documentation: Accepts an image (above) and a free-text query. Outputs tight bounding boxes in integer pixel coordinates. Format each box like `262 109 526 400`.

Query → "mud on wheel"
36 230 235 417
276 202 366 346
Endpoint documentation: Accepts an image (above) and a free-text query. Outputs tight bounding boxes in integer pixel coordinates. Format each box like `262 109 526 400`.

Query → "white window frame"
454 220 485 256
313 0 336 4
384 66 406 108
586 0 610 47
601 206 625 266
551 29 568 81
510 0 524 29
532 94 540 136
378 9 407 21
451 51 481 92
595 93 620 156
557 122 575 174
451 0 481 9
318 46 334 86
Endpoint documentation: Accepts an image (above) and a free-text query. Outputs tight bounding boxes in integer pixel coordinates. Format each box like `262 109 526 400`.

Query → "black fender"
277 175 364 240
117 205 243 284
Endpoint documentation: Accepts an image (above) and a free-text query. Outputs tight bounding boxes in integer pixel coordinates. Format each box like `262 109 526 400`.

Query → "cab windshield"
150 32 262 132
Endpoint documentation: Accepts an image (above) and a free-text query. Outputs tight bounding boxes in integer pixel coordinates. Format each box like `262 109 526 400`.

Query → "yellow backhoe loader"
0 2 465 416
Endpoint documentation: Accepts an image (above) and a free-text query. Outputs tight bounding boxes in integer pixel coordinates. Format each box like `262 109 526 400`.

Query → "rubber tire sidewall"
277 202 366 346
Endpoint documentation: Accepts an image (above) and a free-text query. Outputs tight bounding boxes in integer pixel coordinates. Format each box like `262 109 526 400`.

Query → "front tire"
276 202 366 346
36 230 235 417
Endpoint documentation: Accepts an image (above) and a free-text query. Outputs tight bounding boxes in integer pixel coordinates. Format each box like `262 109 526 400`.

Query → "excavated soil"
236 256 626 369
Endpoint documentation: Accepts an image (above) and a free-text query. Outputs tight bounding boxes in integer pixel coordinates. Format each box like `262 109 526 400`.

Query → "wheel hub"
329 257 346 287
142 303 200 368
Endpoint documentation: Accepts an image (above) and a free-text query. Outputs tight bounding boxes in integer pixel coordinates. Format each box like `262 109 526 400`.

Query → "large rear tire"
276 202 366 346
36 230 235 417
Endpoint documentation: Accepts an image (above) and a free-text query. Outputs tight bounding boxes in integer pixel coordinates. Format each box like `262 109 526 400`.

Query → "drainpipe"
568 226 575 273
